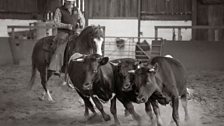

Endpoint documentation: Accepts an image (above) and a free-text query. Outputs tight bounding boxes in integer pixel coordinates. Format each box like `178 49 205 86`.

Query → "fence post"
178 28 182 41
155 26 158 40
8 27 19 65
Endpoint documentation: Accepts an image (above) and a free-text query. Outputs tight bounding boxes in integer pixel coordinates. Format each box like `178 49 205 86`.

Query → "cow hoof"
103 114 111 121
124 109 130 117
110 123 121 126
87 113 98 121
84 112 89 118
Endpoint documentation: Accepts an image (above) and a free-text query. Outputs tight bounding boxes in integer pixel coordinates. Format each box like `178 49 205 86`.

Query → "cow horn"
149 68 155 72
110 62 118 66
137 65 141 69
128 70 135 73
75 58 84 62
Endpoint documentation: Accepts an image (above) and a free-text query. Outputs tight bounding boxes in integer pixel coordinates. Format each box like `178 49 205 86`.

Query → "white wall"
0 19 37 37
89 19 192 40
89 19 192 59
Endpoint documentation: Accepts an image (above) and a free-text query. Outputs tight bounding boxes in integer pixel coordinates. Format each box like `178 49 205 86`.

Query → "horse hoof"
49 100 56 103
38 97 45 101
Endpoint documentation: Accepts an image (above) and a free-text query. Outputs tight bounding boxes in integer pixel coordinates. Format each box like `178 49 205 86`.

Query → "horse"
28 25 104 102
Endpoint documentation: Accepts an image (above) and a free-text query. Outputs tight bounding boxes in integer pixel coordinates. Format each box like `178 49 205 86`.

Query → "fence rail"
155 25 224 41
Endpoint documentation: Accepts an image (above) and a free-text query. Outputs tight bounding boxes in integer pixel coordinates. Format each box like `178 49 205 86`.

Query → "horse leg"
91 96 111 121
40 67 54 102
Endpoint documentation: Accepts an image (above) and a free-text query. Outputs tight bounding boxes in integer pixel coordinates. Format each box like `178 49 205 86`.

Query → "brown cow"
133 56 189 126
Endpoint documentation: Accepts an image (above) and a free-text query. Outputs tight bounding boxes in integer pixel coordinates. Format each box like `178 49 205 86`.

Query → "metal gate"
103 36 164 61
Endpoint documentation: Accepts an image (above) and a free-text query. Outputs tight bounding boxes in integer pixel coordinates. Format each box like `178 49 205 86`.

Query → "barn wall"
89 19 192 39
141 0 191 20
192 1 224 41
161 41 224 70
0 37 13 65
0 0 61 20
86 0 191 20
87 0 138 18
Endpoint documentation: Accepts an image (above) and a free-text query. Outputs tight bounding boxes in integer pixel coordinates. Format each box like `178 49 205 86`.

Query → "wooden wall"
141 0 192 20
86 0 138 19
0 0 192 20
192 0 224 41
0 0 61 20
86 0 192 20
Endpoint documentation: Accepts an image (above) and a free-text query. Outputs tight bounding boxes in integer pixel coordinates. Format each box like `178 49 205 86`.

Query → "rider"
49 0 85 75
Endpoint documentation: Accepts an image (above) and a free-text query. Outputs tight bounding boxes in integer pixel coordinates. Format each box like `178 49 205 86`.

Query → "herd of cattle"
29 26 190 126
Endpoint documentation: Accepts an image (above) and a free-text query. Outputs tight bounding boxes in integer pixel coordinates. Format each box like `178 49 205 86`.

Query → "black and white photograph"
0 0 224 126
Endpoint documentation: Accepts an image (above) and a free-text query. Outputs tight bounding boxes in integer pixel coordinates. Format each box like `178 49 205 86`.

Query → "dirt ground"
0 65 224 126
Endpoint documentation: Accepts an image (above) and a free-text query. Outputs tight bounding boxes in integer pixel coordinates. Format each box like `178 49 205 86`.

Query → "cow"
132 56 189 126
111 58 169 126
68 53 114 122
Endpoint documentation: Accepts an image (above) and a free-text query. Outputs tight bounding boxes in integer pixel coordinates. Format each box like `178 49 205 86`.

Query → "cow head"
70 54 109 91
115 59 140 92
134 63 159 103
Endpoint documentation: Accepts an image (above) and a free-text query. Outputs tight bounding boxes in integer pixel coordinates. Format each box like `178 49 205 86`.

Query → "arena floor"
0 65 223 126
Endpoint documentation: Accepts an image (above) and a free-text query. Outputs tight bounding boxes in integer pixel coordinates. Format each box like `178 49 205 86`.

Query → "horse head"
75 25 104 55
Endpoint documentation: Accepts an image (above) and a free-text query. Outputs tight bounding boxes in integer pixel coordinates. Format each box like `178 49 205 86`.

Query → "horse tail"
28 49 37 90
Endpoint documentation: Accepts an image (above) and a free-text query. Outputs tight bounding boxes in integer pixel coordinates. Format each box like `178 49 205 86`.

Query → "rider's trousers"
48 31 69 73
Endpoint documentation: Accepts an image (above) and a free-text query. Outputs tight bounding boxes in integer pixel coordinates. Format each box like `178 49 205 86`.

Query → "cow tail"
28 61 37 90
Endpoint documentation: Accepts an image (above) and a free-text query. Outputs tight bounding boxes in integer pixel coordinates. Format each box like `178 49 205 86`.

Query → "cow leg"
151 100 163 126
110 96 120 125
171 96 180 126
145 100 155 125
181 93 190 121
76 91 96 118
122 102 142 126
91 97 111 121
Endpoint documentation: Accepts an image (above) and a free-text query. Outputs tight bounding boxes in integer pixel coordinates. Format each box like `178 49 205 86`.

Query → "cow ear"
153 63 159 72
99 57 109 65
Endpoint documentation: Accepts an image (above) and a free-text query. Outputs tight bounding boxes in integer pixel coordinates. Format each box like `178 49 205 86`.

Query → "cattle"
69 56 168 126
111 58 168 126
133 56 189 126
68 53 113 122
69 57 141 125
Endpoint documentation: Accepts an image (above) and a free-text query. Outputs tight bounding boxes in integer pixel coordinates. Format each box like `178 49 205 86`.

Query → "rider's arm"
54 8 71 29
77 9 85 28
